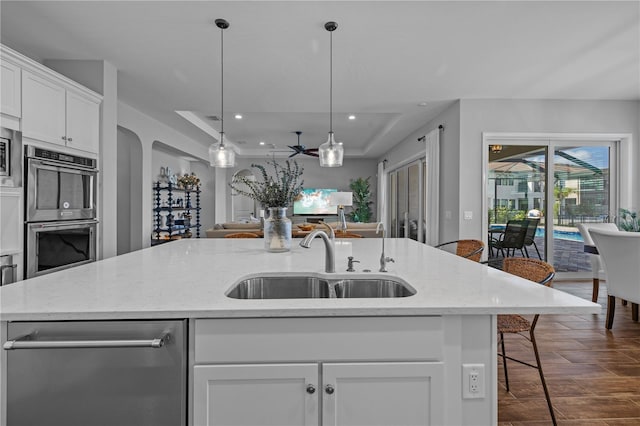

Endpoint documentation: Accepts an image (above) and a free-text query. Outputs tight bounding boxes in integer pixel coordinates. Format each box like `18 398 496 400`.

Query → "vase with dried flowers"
177 173 200 191
230 160 304 252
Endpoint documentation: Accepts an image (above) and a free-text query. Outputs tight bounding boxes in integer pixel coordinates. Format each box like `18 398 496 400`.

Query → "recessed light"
348 114 356 120
234 114 243 119
418 102 428 107
259 141 265 145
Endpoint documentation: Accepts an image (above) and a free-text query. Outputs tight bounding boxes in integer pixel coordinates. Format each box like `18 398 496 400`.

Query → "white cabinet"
193 361 443 426
0 60 21 118
22 70 100 154
194 363 319 426
193 317 446 426
323 362 443 426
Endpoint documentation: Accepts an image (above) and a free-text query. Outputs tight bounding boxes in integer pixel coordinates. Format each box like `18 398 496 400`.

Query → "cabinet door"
66 91 100 154
0 61 21 117
322 362 444 426
22 71 66 146
194 363 319 426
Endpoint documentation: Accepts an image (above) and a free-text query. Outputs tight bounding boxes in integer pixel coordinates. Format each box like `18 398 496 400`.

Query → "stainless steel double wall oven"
24 146 98 278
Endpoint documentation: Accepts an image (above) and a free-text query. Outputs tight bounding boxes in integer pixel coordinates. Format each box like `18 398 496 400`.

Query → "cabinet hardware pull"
61 136 66 140
3 333 170 350
67 137 73 142
306 384 316 394
325 384 335 395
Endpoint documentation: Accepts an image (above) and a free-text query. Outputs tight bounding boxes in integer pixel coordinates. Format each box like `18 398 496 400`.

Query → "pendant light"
209 18 236 168
318 21 344 168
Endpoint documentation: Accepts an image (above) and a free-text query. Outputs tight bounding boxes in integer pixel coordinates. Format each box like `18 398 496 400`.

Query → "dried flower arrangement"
229 159 304 208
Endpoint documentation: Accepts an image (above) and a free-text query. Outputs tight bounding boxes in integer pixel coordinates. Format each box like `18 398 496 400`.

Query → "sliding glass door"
388 159 425 242
486 138 617 275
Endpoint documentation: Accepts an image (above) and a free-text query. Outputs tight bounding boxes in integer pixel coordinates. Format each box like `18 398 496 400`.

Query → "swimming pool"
490 226 583 242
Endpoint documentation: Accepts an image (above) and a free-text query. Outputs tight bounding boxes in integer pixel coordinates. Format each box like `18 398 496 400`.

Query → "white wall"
459 99 640 239
116 126 143 254
228 156 379 223
117 101 210 249
379 101 461 243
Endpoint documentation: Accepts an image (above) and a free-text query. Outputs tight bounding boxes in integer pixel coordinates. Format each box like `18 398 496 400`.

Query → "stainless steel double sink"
226 275 416 299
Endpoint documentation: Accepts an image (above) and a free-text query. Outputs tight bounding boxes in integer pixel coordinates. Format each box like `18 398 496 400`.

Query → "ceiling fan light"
319 132 343 167
209 134 236 168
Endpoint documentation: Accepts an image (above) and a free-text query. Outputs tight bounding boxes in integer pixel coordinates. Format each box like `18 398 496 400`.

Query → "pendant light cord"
329 29 333 135
220 24 225 139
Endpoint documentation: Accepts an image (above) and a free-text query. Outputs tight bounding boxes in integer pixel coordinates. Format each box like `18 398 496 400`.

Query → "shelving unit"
152 182 201 245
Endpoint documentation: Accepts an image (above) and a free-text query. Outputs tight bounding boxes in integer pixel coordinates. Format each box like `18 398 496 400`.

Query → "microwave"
25 146 98 222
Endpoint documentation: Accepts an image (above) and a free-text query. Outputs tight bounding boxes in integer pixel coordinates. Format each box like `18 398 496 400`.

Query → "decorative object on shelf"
152 181 202 245
209 18 236 168
318 21 344 168
178 172 200 190
490 144 503 154
329 192 353 233
618 208 640 232
230 159 304 252
348 177 373 223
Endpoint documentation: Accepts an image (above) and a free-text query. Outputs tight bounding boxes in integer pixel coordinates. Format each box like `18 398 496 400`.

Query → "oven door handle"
33 220 99 228
4 333 170 350
29 158 98 173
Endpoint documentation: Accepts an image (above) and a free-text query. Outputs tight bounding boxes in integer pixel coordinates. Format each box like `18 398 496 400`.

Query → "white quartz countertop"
0 238 600 321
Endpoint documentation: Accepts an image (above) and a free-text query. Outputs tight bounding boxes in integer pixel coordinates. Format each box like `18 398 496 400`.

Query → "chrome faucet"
376 222 395 272
300 230 336 273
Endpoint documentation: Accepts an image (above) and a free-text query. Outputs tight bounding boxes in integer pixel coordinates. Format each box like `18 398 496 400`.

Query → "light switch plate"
463 211 473 220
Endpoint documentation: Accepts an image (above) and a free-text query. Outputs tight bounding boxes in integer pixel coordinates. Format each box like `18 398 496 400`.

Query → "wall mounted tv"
293 188 338 215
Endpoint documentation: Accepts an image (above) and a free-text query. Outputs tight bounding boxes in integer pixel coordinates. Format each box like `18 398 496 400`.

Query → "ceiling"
1 1 638 159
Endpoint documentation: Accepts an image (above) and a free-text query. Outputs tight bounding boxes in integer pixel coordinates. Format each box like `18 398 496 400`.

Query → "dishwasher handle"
3 333 170 350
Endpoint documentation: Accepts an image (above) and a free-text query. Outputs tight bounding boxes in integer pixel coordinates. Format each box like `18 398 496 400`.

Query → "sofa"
205 221 381 238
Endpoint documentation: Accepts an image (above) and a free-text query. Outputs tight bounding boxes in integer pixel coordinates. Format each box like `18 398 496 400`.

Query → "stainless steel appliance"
0 127 22 187
4 319 187 426
0 254 17 286
24 145 98 278
25 145 97 222
26 219 98 278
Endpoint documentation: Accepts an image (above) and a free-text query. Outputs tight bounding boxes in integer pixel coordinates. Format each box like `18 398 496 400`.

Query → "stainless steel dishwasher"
4 319 186 426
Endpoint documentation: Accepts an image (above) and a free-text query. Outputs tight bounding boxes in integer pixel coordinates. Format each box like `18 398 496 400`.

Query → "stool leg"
530 329 557 426
606 295 616 329
592 278 599 303
499 332 510 391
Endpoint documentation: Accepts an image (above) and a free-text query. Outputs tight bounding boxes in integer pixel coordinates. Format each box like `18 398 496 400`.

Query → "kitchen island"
1 238 599 425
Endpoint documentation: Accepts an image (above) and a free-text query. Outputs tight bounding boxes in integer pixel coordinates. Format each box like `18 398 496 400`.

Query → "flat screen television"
293 188 338 215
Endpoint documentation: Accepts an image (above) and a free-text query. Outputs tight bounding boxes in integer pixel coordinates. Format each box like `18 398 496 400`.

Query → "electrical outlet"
463 211 473 220
462 364 485 399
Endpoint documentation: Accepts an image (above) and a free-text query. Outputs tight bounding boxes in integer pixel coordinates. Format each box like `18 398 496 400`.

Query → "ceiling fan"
288 131 319 158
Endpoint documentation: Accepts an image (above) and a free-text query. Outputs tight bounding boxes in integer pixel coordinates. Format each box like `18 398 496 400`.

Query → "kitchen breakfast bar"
0 238 599 425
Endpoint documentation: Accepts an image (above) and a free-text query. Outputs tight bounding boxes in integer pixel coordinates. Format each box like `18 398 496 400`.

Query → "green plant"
618 208 640 232
229 159 304 208
348 177 372 223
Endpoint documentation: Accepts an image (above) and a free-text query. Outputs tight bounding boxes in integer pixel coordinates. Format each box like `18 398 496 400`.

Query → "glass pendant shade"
318 132 343 167
209 134 235 168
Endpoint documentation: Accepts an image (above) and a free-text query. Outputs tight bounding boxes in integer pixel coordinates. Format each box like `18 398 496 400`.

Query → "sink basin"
226 276 415 299
226 276 332 299
333 279 416 298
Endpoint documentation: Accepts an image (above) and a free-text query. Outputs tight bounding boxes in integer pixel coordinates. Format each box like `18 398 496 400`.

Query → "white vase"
263 207 292 252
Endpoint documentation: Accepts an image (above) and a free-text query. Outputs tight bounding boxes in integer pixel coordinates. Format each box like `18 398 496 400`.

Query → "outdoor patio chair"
523 218 542 259
576 222 619 302
489 219 529 258
499 257 557 425
435 239 484 262
589 229 640 329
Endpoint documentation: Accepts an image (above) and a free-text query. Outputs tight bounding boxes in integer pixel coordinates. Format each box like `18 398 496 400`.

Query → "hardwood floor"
498 280 640 425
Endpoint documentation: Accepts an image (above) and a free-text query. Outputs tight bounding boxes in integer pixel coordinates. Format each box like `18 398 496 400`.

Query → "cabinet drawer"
195 316 443 363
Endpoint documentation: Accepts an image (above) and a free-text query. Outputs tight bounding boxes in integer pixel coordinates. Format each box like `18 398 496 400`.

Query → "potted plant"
230 160 304 252
348 177 372 223
618 208 640 232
